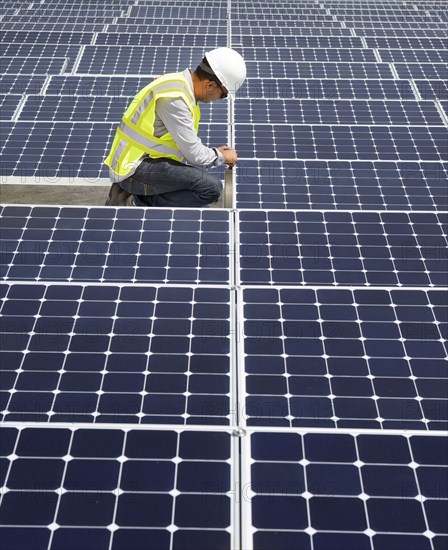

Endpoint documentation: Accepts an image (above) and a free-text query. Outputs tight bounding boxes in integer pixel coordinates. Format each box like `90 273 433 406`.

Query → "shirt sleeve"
155 96 225 167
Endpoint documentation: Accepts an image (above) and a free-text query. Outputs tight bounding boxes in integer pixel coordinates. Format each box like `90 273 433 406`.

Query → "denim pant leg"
121 158 222 207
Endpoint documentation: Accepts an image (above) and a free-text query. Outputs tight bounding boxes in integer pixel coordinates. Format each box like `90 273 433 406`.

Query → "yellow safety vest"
104 71 201 181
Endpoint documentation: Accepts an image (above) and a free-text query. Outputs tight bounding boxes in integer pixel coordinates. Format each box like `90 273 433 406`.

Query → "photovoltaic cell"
415 80 448 100
0 15 116 24
95 33 225 47
365 36 447 49
239 79 416 100
235 125 448 161
233 18 344 28
0 283 232 424
0 122 115 178
235 160 448 211
245 62 394 79
240 48 377 63
0 206 231 285
16 95 228 124
355 28 444 38
77 45 211 75
107 23 227 33
394 63 447 80
129 6 228 19
0 94 21 120
0 75 47 96
17 96 130 123
241 287 447 429
0 44 80 71
239 36 363 48
378 49 447 64
235 100 444 126
0 31 94 45
0 21 105 32
45 75 152 97
0 426 234 549
1 57 66 75
243 431 448 549
237 210 448 286
0 122 227 178
233 26 353 36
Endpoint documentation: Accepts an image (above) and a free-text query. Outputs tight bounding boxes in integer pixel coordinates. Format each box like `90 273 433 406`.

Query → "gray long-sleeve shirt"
111 69 224 182
154 69 225 167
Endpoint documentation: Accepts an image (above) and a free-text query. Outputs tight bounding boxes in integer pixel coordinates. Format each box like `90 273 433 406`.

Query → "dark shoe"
105 183 135 206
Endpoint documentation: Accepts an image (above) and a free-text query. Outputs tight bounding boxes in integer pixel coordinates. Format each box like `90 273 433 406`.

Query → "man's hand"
217 146 238 167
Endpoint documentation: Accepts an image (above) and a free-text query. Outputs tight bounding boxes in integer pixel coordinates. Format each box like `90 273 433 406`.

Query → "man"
104 47 246 207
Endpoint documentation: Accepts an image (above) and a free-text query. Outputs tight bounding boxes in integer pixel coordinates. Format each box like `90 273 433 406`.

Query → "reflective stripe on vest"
104 72 200 181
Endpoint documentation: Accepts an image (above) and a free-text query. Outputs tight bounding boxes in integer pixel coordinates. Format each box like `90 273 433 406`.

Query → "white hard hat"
204 47 247 98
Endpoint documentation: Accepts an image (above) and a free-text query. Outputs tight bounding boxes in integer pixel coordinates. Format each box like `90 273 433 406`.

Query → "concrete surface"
0 184 109 206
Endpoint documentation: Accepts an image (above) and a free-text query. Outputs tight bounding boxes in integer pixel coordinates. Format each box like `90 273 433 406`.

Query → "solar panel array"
1 0 447 549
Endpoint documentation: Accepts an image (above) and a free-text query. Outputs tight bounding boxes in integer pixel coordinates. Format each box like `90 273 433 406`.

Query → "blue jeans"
119 157 222 207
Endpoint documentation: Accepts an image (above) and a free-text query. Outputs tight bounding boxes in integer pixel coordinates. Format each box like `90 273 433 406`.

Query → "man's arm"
156 97 225 167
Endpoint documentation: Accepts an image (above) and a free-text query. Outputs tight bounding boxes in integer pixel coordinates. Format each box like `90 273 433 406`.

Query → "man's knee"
202 174 222 202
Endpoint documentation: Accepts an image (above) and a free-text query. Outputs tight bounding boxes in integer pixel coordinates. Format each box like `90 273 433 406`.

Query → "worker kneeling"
104 48 246 207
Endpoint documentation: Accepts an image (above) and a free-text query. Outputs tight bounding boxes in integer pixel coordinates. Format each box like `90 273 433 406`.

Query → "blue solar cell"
240 78 415 100
238 210 448 286
241 287 447 429
236 99 444 126
246 431 447 547
0 281 231 424
245 61 394 79
0 206 231 284
235 124 448 161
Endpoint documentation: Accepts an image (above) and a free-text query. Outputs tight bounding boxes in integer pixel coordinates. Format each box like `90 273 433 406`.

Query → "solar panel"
245 62 395 79
355 27 444 38
0 94 21 120
239 36 363 48
233 20 347 28
379 49 447 64
77 45 213 75
0 21 105 32
235 160 448 210
394 63 447 80
95 33 225 47
415 80 448 100
16 95 228 124
0 44 80 71
0 31 95 45
1 57 67 75
365 36 446 49
1 0 447 547
107 23 227 33
128 5 228 19
235 99 444 126
240 287 447 429
0 282 232 424
235 124 448 162
241 47 377 63
242 431 448 549
239 79 416 100
45 75 152 97
0 207 231 285
0 122 115 178
234 26 353 36
1 15 116 25
0 75 47 95
0 426 235 549
0 122 227 178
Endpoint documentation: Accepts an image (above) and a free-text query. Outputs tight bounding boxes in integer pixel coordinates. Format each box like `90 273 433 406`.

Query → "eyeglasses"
215 80 228 99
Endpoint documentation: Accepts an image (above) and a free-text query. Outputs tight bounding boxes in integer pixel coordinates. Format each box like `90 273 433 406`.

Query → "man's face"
201 79 228 102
